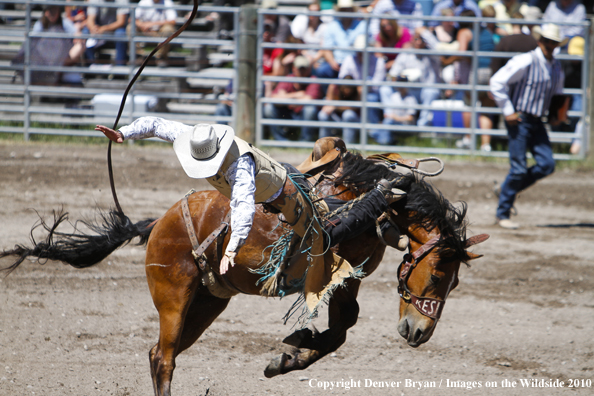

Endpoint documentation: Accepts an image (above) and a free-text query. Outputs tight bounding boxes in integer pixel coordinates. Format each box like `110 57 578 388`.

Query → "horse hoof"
264 353 289 378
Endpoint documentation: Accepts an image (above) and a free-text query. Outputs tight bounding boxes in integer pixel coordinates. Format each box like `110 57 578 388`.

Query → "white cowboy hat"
335 0 356 10
260 0 278 9
173 124 235 179
401 68 422 83
539 23 568 47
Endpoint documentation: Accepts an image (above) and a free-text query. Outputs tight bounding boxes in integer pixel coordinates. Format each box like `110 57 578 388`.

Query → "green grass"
2 124 592 170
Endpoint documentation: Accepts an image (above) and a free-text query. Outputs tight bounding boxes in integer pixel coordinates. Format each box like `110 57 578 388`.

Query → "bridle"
397 234 446 320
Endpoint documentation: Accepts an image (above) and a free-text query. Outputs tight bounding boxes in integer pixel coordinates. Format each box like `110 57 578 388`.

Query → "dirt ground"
1 141 593 396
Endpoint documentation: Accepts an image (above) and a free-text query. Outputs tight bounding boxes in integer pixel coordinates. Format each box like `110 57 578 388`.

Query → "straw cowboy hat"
539 23 568 47
567 36 584 56
173 124 235 178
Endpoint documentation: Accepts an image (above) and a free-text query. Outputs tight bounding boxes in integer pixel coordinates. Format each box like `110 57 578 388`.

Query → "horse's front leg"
265 279 361 377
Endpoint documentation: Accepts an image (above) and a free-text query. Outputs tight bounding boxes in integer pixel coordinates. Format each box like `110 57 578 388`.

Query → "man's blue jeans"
83 27 128 65
371 118 407 145
263 103 318 141
214 103 232 125
496 114 555 220
318 108 360 143
379 86 439 127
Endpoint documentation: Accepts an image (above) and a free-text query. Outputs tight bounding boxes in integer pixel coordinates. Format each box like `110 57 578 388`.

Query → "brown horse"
1 150 487 396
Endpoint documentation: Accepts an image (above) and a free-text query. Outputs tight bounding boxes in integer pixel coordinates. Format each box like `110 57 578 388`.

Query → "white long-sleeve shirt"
490 47 564 118
118 117 282 253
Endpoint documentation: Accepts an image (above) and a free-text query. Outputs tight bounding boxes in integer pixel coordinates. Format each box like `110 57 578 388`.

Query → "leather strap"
181 196 231 271
398 235 445 320
181 196 203 267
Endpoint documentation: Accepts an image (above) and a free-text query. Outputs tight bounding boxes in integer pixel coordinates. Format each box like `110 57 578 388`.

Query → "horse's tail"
0 209 157 276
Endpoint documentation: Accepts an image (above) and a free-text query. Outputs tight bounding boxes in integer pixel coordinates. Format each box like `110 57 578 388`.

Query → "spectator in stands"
263 56 321 141
290 1 326 69
13 5 85 85
134 0 177 67
555 36 584 155
262 20 279 97
261 0 292 43
367 0 424 34
337 35 386 141
492 0 526 36
375 85 418 145
476 4 497 152
317 75 361 143
374 14 412 71
489 11 538 74
262 20 276 75
214 80 234 125
451 6 496 150
543 0 586 40
433 8 456 45
270 35 303 79
264 34 302 97
84 0 129 66
442 10 475 103
65 0 88 31
313 0 366 79
203 0 249 39
429 0 481 27
382 27 442 127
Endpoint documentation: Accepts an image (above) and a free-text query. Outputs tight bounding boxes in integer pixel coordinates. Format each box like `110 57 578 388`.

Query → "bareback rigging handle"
108 0 200 214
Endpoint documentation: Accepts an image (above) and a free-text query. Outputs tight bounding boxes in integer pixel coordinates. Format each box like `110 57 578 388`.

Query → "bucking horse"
1 139 488 396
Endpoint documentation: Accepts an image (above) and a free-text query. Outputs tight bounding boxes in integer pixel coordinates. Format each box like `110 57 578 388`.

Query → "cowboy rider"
96 117 406 277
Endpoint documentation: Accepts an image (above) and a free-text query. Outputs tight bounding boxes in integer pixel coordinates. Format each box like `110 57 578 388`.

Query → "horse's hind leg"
265 280 361 377
176 292 231 353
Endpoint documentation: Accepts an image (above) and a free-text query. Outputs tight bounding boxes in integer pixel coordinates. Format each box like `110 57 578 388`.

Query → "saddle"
296 137 444 177
296 137 346 175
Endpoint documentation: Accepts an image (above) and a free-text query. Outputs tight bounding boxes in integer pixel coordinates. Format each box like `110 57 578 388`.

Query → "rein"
398 235 445 320
108 0 200 214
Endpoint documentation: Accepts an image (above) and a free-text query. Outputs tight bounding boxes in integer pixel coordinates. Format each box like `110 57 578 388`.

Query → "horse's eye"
430 275 441 285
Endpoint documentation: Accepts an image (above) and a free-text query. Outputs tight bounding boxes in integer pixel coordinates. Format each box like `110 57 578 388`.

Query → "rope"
107 0 200 214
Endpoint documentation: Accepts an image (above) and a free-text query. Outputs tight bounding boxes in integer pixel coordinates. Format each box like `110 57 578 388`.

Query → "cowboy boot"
383 225 409 251
376 178 406 204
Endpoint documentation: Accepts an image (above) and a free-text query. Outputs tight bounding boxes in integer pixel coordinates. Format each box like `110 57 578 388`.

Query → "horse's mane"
334 152 470 262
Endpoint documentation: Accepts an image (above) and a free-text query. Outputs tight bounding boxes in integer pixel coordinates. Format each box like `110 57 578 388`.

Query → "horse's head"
311 149 489 347
394 224 488 347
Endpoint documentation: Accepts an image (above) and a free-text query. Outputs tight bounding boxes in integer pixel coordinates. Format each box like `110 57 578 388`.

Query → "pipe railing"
255 8 590 159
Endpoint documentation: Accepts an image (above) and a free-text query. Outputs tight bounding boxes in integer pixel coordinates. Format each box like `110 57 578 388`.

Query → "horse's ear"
466 251 483 261
465 234 489 247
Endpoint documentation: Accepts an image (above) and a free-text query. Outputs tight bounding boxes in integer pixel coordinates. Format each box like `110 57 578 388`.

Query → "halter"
397 235 445 320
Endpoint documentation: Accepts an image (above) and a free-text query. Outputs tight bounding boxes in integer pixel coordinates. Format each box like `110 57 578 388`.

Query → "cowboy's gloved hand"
220 251 237 275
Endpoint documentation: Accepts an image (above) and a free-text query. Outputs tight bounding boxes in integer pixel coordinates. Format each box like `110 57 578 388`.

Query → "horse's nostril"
413 328 424 343
398 319 410 339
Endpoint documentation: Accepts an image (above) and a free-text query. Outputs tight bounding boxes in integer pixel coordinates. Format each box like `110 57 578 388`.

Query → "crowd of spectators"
10 0 180 85
4 0 590 152
259 0 589 152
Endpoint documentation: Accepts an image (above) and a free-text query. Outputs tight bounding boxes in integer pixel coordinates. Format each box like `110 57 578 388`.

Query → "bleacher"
0 1 253 133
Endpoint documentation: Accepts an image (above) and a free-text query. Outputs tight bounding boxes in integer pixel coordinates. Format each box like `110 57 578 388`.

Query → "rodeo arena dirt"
0 141 593 396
